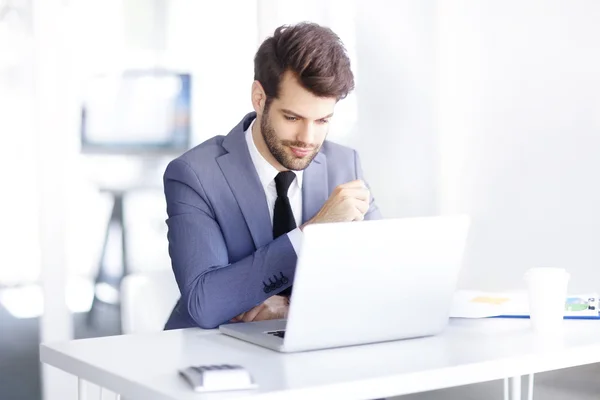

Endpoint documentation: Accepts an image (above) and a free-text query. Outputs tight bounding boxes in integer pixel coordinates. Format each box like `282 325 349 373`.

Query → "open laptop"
219 215 470 352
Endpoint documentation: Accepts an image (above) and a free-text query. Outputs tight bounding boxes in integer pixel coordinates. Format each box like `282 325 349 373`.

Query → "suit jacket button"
274 276 283 288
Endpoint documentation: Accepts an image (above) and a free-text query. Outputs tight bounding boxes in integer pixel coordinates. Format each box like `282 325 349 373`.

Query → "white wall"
350 0 600 293
437 0 600 293
354 0 439 218
168 0 257 145
33 1 75 399
0 0 41 285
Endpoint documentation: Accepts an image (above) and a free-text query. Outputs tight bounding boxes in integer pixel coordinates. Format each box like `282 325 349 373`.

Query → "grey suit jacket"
163 112 381 329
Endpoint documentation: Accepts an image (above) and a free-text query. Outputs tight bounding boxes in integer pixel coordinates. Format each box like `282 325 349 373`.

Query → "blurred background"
1 0 600 399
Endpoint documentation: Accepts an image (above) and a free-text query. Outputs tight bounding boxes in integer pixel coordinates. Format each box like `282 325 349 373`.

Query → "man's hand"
302 180 370 227
231 295 290 323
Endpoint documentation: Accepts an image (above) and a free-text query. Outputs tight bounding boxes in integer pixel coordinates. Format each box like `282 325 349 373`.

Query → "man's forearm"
180 234 297 329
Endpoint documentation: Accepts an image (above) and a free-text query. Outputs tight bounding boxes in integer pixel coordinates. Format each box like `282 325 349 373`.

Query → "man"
164 22 381 330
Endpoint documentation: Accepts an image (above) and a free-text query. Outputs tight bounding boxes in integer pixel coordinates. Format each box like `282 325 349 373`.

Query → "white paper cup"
524 267 570 334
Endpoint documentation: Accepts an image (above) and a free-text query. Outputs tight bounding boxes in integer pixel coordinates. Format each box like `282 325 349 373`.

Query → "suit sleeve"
354 150 383 220
164 159 296 329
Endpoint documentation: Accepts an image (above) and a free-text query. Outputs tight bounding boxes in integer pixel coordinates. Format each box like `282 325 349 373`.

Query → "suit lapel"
217 112 331 246
217 113 273 249
302 151 329 224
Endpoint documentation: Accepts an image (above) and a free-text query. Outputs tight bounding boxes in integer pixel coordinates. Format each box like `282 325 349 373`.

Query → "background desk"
40 319 600 400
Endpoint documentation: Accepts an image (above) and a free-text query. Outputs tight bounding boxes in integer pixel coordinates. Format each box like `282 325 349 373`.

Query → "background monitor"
80 70 191 155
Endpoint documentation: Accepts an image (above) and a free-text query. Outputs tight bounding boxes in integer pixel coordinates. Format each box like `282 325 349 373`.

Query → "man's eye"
284 116 298 121
317 119 330 124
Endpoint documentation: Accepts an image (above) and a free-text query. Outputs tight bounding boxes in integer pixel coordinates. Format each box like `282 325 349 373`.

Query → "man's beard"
260 108 321 171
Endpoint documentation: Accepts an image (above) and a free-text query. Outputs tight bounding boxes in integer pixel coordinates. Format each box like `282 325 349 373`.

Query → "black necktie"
273 171 296 297
273 171 297 239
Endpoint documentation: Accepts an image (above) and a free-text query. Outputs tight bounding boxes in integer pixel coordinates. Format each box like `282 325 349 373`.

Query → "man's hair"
254 22 355 103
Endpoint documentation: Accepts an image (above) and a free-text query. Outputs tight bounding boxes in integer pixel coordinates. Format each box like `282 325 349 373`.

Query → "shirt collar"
245 118 304 190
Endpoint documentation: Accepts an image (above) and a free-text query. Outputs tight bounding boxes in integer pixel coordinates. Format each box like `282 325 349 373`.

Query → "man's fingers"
353 212 365 222
252 307 271 322
339 188 371 203
338 180 365 190
232 296 291 323
341 187 369 202
253 304 288 321
353 198 369 215
241 304 265 322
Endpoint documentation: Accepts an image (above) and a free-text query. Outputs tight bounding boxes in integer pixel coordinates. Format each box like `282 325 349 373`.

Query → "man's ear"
251 81 267 114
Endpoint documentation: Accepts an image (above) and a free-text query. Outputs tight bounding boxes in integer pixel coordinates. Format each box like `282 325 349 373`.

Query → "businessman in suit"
164 22 381 330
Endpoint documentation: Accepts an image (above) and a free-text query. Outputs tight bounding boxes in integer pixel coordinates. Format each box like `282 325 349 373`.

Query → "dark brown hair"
254 22 355 103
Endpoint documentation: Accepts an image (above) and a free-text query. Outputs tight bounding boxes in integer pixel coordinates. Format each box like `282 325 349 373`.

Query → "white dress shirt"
245 120 303 253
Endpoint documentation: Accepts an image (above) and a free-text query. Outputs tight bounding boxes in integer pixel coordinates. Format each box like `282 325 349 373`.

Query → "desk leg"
504 378 509 400
509 376 522 400
78 378 88 400
527 374 534 400
77 378 121 400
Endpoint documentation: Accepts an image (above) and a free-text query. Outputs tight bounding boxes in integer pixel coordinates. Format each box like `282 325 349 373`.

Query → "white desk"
40 319 600 400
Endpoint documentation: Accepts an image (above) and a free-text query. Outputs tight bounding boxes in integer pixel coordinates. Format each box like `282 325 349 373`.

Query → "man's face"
259 71 337 171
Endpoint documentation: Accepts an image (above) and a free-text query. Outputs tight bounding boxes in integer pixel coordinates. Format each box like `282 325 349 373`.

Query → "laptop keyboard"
266 330 285 339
